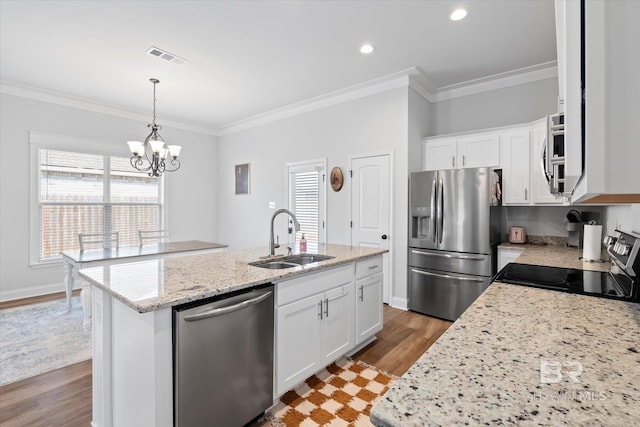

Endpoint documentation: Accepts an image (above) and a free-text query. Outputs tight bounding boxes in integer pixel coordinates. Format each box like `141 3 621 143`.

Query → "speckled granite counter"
499 242 611 272
79 244 386 313
371 244 640 426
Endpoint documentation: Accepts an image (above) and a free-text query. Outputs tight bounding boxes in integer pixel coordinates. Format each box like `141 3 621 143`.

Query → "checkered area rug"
266 358 396 427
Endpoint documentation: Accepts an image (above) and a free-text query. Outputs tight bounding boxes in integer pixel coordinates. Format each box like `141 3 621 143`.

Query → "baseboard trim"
389 297 408 311
0 280 86 303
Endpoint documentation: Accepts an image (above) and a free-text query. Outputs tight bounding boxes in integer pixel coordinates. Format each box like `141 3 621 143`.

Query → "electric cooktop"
494 263 638 302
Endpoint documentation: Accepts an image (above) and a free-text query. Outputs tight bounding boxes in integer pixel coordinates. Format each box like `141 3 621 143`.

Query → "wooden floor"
0 301 451 426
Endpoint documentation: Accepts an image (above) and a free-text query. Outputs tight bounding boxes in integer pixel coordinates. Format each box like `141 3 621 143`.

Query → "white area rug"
0 295 92 386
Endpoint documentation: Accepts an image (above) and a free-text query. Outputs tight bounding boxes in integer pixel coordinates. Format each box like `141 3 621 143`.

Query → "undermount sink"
283 254 334 265
249 261 299 269
249 254 334 269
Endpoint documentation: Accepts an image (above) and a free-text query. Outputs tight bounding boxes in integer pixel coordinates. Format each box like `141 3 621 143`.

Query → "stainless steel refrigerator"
408 168 501 321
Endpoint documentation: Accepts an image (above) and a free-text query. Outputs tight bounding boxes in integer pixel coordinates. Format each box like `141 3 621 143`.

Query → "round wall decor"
330 167 344 192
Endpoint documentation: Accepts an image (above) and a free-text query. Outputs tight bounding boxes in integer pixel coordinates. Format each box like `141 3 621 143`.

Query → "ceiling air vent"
145 46 188 65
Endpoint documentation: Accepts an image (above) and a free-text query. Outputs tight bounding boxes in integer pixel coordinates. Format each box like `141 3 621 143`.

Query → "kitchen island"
79 243 387 427
371 245 640 426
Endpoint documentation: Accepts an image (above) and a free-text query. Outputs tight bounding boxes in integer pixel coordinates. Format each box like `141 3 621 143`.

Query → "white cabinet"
424 137 457 171
457 133 500 169
355 256 383 345
497 247 524 272
321 284 354 362
557 0 640 203
500 130 530 205
275 265 355 396
423 134 499 171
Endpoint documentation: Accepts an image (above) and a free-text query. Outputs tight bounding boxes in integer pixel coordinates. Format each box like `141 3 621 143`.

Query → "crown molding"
0 80 219 136
2 61 558 137
431 61 558 102
216 69 417 135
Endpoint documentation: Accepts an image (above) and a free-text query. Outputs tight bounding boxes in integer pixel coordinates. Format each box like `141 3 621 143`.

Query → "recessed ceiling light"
360 44 375 54
450 8 468 21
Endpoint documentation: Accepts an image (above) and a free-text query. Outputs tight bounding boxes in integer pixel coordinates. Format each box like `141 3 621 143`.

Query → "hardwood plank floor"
0 302 451 425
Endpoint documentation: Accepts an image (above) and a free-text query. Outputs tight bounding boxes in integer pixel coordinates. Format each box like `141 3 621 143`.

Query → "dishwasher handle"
184 291 272 322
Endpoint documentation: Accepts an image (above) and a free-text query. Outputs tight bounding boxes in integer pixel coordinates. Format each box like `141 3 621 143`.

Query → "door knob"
381 234 388 240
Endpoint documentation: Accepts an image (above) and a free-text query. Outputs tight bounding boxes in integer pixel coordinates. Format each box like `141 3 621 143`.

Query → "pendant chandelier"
127 78 182 177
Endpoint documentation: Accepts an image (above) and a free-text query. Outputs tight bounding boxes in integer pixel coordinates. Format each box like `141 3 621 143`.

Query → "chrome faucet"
269 209 301 257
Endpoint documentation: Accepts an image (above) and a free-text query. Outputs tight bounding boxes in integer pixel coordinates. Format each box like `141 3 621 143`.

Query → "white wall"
502 206 604 239
217 88 411 303
0 94 218 300
428 77 559 136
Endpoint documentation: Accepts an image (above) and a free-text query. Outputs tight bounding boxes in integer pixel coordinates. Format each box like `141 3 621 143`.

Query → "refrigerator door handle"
430 177 437 243
410 249 486 261
437 178 444 244
410 268 486 283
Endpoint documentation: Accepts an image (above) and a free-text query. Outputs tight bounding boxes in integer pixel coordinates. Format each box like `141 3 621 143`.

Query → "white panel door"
355 273 383 344
457 133 500 168
351 154 391 303
500 130 531 205
276 293 322 396
321 283 354 365
423 137 457 171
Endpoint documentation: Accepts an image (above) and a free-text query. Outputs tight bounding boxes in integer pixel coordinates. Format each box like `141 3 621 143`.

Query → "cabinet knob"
381 234 388 240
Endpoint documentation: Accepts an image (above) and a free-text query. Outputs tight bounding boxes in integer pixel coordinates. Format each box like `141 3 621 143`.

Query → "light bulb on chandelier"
127 78 182 177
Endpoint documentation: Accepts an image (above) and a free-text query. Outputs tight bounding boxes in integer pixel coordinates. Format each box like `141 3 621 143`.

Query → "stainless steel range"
494 230 640 302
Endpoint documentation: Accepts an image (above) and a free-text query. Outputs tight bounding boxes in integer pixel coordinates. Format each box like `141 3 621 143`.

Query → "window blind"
38 149 162 261
288 162 324 250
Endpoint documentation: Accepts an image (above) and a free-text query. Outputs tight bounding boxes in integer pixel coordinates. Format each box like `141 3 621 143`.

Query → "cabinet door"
423 138 457 171
276 294 322 396
321 283 354 365
457 133 500 168
530 122 563 204
500 130 530 205
355 273 383 344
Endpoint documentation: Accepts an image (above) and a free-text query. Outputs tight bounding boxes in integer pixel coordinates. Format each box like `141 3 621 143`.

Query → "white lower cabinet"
355 273 383 344
275 265 355 396
275 257 384 397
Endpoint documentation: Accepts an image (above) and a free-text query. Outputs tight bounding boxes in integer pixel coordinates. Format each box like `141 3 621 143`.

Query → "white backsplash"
501 206 604 240
603 204 640 236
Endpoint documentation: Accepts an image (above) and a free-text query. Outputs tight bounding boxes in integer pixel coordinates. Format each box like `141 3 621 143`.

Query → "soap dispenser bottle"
300 233 307 253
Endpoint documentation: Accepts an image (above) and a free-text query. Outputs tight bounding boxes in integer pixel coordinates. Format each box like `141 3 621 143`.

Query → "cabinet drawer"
276 264 354 307
356 256 382 280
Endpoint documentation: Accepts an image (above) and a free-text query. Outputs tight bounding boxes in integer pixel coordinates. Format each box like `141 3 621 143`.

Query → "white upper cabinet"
557 0 640 203
457 133 500 169
423 137 457 171
424 120 563 206
423 133 499 172
500 129 530 205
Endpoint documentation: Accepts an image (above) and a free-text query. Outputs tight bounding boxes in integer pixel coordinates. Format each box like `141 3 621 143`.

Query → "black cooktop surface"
494 263 638 302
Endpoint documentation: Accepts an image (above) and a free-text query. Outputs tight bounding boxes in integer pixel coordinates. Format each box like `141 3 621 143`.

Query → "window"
30 133 163 264
287 159 326 251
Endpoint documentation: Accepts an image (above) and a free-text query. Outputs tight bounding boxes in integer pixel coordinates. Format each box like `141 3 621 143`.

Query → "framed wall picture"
235 163 250 195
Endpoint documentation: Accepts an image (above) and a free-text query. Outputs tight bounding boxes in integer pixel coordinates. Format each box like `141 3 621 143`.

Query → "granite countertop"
498 242 611 272
371 244 640 426
79 243 386 313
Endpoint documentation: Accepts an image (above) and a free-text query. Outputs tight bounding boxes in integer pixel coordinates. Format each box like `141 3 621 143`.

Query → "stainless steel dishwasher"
174 285 274 427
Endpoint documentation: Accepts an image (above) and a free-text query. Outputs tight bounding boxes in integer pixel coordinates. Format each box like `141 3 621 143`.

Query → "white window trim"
28 131 166 267
285 158 327 245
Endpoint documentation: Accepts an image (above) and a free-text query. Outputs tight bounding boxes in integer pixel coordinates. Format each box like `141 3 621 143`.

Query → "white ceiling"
0 0 557 133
